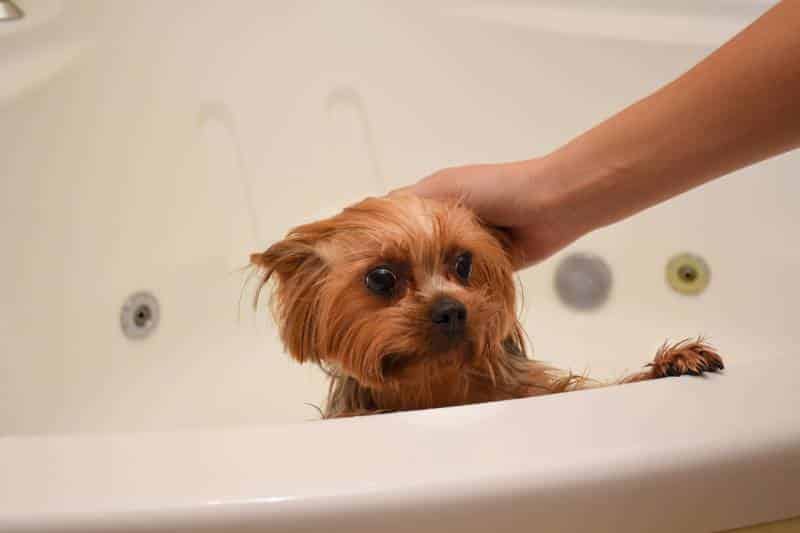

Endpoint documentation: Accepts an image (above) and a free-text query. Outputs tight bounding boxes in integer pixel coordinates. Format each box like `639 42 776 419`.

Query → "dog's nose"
430 297 467 338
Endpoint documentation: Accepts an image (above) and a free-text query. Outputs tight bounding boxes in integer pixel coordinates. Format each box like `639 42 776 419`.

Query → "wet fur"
251 194 723 418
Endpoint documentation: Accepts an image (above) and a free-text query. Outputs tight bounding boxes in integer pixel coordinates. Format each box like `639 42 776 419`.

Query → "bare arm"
411 0 800 268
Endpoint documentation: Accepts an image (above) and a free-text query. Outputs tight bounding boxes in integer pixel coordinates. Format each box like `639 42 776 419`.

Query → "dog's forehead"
401 194 437 237
329 195 483 263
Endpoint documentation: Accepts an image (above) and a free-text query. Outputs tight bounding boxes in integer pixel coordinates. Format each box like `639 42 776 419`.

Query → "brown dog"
251 194 723 418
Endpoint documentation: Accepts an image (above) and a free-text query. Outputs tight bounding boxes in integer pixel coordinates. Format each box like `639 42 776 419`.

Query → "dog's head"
251 193 521 389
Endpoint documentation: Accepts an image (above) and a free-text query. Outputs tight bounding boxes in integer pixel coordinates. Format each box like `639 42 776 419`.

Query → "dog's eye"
455 252 472 281
365 267 397 296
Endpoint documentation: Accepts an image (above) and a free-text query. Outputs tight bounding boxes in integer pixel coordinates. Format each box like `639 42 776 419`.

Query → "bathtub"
1 1 798 531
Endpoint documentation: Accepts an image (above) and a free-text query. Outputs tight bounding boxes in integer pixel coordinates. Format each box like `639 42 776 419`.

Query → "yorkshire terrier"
251 193 723 418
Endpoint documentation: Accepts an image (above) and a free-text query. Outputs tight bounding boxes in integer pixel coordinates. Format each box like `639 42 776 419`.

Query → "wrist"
516 151 618 243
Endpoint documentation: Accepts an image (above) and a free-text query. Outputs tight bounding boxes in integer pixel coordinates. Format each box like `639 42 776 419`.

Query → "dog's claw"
650 340 724 380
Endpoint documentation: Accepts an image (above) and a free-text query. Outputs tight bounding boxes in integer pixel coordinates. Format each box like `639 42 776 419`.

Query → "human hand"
404 159 587 269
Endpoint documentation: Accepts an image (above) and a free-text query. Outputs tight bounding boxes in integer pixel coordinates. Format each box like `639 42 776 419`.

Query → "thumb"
388 171 448 198
400 166 479 201
387 185 414 197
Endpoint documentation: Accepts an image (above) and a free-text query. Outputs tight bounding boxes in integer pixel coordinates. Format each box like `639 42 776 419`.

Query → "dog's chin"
379 344 473 386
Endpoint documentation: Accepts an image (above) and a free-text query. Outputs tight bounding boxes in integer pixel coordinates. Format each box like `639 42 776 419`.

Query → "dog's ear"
482 224 516 263
250 226 330 364
250 238 319 282
469 219 525 354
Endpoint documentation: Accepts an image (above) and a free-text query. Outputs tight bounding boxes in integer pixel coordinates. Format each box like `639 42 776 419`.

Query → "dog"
250 193 723 418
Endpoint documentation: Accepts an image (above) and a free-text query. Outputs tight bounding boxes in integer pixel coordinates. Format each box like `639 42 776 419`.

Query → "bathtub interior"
1 0 795 437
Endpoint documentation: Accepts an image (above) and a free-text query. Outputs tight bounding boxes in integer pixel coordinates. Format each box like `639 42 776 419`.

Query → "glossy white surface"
2 1 798 531
1 0 794 435
2 355 799 532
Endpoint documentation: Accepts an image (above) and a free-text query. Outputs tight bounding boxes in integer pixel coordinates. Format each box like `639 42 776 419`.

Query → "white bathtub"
1 1 798 531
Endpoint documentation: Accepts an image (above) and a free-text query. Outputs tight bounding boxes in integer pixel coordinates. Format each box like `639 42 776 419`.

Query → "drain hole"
554 253 612 311
133 305 152 328
666 254 710 295
678 265 698 283
121 292 160 339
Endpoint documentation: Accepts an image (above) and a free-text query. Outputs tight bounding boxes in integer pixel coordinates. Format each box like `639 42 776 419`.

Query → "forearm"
534 0 800 236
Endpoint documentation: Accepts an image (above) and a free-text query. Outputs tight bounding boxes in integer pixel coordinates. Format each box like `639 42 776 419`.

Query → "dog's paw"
649 339 724 378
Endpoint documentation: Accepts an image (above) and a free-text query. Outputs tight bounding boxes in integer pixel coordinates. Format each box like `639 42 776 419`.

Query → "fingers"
391 167 466 200
396 163 530 227
387 185 414 197
411 168 460 199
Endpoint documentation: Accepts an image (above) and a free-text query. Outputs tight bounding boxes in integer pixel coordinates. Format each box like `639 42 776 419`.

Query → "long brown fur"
251 194 723 418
